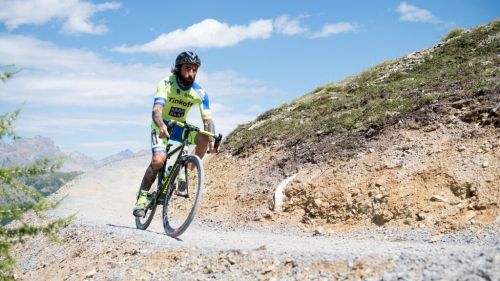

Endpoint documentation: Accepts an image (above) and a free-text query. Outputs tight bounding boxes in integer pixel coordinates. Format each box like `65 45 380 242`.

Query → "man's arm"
203 118 215 152
197 88 215 149
152 104 169 138
203 118 215 140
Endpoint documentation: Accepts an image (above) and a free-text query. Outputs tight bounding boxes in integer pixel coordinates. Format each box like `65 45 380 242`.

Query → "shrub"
442 28 465 42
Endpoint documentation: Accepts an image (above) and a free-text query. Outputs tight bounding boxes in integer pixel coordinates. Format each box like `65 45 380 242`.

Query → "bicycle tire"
135 166 164 230
162 155 204 237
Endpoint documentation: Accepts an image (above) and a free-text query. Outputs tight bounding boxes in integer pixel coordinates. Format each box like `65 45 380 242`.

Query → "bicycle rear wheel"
135 166 164 230
162 155 204 237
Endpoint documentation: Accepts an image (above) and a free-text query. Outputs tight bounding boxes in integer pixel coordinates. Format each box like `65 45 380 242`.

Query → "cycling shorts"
150 121 197 154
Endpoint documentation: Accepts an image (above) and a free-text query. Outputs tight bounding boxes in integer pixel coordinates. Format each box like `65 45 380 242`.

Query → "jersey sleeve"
153 78 169 107
199 91 212 120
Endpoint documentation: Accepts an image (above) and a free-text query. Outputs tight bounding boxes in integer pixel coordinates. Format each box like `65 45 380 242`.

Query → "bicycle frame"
160 142 187 196
157 120 221 199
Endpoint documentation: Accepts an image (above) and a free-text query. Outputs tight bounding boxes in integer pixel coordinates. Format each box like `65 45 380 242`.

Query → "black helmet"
175 51 201 67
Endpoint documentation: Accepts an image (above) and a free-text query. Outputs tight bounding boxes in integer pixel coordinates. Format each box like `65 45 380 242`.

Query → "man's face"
179 63 198 86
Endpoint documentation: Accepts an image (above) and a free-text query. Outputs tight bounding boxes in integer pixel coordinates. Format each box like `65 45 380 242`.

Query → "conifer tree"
0 65 71 278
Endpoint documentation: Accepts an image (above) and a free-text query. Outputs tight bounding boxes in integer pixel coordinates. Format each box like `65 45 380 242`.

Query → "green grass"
225 19 500 155
442 28 465 41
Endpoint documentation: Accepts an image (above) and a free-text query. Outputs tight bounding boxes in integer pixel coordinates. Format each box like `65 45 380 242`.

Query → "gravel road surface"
16 154 498 280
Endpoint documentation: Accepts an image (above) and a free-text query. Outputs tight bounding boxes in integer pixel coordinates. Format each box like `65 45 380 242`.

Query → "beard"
179 73 195 87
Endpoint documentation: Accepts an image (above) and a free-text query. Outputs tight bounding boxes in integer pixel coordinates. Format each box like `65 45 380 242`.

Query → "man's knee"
152 153 166 170
195 134 209 148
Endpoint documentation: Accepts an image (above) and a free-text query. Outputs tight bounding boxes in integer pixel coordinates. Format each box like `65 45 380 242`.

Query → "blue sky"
0 0 498 160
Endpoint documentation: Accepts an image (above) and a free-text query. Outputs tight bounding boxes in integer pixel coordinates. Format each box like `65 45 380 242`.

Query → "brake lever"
208 134 223 154
215 133 223 153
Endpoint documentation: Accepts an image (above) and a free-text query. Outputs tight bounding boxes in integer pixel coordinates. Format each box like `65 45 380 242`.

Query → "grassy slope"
225 20 499 155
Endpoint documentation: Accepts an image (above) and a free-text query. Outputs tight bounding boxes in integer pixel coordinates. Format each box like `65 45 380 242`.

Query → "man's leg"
176 133 208 196
185 133 209 170
193 133 209 160
133 152 167 217
140 153 167 191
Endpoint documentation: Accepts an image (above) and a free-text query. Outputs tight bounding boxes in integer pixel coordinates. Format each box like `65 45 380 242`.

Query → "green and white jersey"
153 75 212 122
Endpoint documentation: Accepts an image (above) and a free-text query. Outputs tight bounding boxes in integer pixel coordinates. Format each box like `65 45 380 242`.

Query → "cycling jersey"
153 75 212 122
151 75 211 153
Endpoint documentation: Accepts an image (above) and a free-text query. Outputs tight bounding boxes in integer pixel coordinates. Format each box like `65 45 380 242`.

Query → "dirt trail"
12 152 499 280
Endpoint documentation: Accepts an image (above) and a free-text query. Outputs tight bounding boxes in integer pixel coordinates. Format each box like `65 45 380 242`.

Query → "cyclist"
133 51 216 217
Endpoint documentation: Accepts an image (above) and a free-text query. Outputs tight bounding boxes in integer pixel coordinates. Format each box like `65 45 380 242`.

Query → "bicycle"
135 120 222 237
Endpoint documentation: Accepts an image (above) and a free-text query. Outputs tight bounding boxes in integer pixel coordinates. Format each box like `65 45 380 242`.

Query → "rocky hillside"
225 20 499 155
201 20 499 232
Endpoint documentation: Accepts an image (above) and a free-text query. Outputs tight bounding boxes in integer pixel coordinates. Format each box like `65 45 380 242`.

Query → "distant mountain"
62 151 97 172
0 136 144 172
1 136 60 167
0 136 144 208
0 136 95 172
97 149 135 167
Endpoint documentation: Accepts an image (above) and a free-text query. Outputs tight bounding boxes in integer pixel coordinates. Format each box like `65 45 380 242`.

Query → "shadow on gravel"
106 223 182 241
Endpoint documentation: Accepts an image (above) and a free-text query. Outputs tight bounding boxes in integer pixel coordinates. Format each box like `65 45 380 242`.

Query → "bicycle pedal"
157 197 164 205
175 190 189 198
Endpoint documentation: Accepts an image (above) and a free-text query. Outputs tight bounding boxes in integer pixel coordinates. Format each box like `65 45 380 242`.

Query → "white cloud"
72 140 143 150
0 34 281 108
197 70 285 98
0 34 163 107
0 35 282 108
16 113 147 134
396 2 440 23
247 105 263 112
114 18 273 54
0 0 120 34
274 15 308 36
114 16 360 54
311 22 359 38
203 103 229 117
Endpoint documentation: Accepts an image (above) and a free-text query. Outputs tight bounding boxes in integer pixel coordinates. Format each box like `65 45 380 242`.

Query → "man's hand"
203 118 216 153
159 125 170 139
208 140 216 153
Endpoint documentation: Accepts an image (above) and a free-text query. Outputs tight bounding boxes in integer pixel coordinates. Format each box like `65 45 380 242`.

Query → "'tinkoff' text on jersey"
153 75 212 122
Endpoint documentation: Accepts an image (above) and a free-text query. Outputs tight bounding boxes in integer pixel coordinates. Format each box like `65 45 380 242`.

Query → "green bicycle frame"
159 120 218 196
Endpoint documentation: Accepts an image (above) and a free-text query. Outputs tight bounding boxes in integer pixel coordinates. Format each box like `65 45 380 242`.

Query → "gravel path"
18 154 498 280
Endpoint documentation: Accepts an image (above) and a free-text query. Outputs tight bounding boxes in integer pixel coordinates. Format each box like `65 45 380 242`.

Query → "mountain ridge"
0 136 141 172
225 19 499 156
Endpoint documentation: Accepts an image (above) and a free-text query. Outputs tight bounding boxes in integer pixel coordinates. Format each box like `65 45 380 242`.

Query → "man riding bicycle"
133 51 216 217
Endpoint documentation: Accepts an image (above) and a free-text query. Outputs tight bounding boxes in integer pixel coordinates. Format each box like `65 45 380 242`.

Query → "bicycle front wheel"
162 155 204 237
